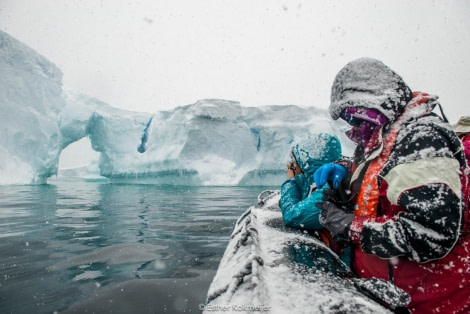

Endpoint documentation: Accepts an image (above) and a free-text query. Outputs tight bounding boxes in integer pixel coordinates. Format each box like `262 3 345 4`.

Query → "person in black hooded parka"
315 58 470 313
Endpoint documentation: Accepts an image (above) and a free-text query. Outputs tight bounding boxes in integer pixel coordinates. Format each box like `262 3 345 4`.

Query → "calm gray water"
0 180 265 313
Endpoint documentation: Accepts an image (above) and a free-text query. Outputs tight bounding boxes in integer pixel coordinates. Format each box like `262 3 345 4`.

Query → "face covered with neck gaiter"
341 107 389 148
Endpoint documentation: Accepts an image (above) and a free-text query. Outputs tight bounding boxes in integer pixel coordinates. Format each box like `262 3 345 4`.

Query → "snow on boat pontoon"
204 190 410 314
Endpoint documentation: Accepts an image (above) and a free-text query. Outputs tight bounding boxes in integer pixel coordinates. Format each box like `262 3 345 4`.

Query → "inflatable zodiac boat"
204 190 410 313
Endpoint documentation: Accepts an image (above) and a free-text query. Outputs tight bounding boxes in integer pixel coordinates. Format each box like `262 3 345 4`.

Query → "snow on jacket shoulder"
350 112 466 262
280 174 324 230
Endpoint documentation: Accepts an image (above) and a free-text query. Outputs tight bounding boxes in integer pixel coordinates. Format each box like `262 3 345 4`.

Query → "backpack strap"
436 102 449 123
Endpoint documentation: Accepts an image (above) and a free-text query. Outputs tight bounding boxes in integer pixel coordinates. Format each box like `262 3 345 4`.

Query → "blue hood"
291 133 342 177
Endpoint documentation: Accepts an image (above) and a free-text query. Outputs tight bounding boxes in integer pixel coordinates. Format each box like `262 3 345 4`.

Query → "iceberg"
0 30 64 184
60 95 353 186
0 30 354 186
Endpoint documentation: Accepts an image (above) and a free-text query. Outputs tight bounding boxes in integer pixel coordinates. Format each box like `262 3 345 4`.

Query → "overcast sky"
1 0 469 123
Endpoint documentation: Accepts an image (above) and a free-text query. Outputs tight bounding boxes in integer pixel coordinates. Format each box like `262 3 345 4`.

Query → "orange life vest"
354 92 431 217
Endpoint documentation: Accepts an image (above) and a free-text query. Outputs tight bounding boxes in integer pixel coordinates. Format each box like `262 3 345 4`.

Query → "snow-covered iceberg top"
0 30 354 185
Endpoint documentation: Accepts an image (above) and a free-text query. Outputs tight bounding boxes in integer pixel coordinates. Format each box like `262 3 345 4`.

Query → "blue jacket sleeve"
280 178 324 230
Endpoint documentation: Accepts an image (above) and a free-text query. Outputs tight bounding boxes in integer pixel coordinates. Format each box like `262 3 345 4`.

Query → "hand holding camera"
286 161 302 178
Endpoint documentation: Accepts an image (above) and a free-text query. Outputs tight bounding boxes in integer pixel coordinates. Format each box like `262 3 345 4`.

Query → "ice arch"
55 137 101 179
59 94 352 186
0 29 354 185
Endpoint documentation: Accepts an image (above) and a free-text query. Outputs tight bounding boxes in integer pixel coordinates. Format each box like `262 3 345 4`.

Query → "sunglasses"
289 153 303 173
341 112 362 127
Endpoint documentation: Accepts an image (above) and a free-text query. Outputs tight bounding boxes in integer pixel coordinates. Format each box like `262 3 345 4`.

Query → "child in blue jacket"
280 133 350 269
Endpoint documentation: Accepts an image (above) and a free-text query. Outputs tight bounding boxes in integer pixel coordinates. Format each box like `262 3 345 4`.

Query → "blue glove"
313 163 347 189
